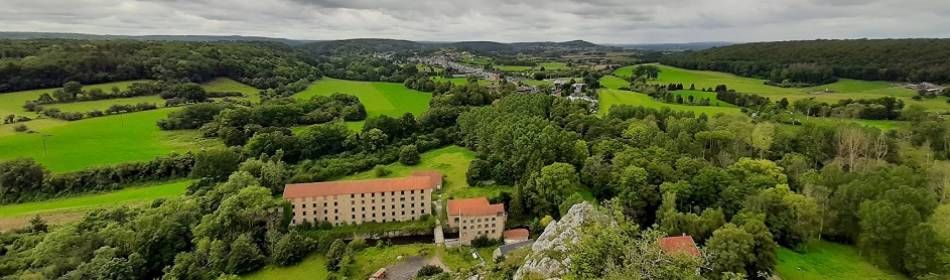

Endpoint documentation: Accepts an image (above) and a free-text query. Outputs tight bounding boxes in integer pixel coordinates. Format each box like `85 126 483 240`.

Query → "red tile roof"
411 171 443 187
282 172 442 199
447 197 505 217
659 235 700 257
503 228 530 241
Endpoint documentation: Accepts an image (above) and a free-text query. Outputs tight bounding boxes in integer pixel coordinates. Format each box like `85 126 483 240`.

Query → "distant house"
658 235 701 257
573 83 586 95
503 228 530 244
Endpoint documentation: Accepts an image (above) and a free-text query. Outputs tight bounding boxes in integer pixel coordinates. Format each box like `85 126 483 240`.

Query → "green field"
616 64 949 111
776 241 909 280
599 89 742 116
294 78 432 130
340 145 508 200
0 109 216 172
202 77 262 102
432 76 493 86
243 254 330 280
672 90 737 107
0 180 191 231
599 75 629 90
0 80 150 118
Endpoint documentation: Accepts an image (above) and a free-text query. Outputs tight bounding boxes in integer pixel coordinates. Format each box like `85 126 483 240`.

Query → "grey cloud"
0 0 948 43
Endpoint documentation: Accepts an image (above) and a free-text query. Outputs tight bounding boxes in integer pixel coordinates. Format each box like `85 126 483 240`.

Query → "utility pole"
42 134 52 156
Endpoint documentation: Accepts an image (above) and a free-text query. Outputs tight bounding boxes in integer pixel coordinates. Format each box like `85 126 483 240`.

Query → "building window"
302 204 306 209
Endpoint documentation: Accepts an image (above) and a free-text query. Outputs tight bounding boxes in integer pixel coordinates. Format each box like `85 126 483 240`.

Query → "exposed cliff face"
513 202 610 280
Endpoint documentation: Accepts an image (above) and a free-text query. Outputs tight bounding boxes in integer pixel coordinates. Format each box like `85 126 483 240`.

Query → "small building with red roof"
447 197 506 245
503 228 530 244
658 235 701 257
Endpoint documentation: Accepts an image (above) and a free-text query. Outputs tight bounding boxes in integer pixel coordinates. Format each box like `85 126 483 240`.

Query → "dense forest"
660 39 950 84
0 39 317 92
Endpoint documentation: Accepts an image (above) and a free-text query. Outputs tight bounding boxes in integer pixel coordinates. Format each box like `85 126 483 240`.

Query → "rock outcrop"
513 202 609 280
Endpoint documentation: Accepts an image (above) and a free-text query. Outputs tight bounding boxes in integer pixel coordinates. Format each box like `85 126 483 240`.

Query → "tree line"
660 38 950 84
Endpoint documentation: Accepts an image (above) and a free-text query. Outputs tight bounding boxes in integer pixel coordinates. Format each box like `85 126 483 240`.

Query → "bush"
399 144 420 165
13 124 28 132
374 165 391 177
416 264 444 277
470 235 500 248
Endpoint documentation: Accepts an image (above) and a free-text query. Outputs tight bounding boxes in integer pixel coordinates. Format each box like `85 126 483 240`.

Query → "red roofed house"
447 197 506 245
659 235 701 257
283 171 442 226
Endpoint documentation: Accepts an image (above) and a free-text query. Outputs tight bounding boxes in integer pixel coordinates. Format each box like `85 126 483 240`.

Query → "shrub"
470 235 500 248
399 144 420 165
13 124 28 132
416 264 444 277
374 165 391 177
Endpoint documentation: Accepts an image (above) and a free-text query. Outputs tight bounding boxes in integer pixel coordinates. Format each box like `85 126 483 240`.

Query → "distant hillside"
299 38 613 55
614 42 733 51
660 38 950 83
0 32 313 45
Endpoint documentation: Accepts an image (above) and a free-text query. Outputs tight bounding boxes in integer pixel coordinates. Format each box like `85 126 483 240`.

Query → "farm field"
202 77 262 102
339 145 509 200
616 64 949 111
0 108 216 173
0 180 191 231
294 78 432 130
432 76 493 86
496 62 569 72
599 75 628 90
0 80 151 118
776 241 909 280
673 90 737 107
598 89 742 116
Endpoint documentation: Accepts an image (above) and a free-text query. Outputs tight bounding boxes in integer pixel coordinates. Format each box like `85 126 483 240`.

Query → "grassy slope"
0 108 216 173
776 241 909 280
294 78 432 130
0 180 191 219
202 77 262 102
673 90 738 107
243 254 330 280
598 89 742 117
339 145 508 200
618 64 948 111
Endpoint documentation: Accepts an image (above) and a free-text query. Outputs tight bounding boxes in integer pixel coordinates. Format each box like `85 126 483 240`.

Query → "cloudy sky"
1 0 948 44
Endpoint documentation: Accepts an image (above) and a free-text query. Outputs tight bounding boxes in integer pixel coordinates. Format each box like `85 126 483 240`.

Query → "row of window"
293 195 427 209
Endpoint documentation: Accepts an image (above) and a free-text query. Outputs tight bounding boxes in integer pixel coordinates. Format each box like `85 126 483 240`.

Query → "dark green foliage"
0 39 317 92
270 231 313 266
661 38 950 83
158 103 233 130
399 144 421 165
325 239 346 272
191 147 243 181
226 234 265 275
0 158 46 204
416 264 444 277
470 235 501 248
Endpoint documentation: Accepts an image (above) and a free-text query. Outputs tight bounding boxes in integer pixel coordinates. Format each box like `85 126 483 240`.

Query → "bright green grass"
0 109 215 173
339 145 509 200
496 65 533 72
598 89 742 116
0 80 150 118
202 77 261 102
599 75 629 90
0 180 191 219
432 76 493 86
624 64 949 111
349 244 434 278
242 254 329 280
672 90 737 107
776 241 909 280
294 78 432 130
49 95 167 112
538 62 569 71
496 62 570 72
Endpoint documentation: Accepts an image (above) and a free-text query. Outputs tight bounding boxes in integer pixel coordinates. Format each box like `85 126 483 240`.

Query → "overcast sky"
1 0 948 44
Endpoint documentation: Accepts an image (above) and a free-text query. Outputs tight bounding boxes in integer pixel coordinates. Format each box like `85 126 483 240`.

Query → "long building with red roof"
447 197 506 245
283 171 443 226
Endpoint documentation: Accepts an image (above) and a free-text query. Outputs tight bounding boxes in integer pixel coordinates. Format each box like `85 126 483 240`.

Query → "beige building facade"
283 171 442 226
447 197 506 245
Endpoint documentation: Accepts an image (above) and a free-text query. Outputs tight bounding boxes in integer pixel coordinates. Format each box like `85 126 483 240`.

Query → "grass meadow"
0 180 192 230
598 89 742 116
615 64 949 111
776 241 910 280
339 145 509 200
294 78 432 130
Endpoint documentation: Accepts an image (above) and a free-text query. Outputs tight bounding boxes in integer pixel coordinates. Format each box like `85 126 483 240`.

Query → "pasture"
294 78 432 130
598 89 742 116
776 241 909 280
673 90 737 107
339 145 508 200
0 180 191 230
617 64 949 111
599 75 628 90
0 109 216 173
496 62 570 72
